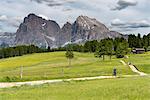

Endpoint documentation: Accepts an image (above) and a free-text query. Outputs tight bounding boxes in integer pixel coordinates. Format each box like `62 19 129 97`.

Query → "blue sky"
0 0 150 35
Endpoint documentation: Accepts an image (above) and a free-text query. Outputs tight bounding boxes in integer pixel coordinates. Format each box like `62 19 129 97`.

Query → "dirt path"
120 60 127 66
120 60 147 76
128 64 147 76
0 76 117 88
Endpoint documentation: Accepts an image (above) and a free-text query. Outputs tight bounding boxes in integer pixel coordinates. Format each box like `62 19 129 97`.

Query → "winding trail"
120 60 147 76
0 75 144 89
128 64 147 76
0 76 117 88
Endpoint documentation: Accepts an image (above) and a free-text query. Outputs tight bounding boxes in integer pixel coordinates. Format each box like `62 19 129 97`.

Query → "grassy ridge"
0 52 134 82
0 76 149 100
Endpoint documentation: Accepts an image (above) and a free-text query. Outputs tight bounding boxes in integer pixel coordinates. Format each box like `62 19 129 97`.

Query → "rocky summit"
71 16 124 43
56 15 126 46
14 14 126 48
15 14 60 48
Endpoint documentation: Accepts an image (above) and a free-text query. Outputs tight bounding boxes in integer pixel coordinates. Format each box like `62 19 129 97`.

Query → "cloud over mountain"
0 15 8 22
111 18 150 31
0 15 23 31
112 0 138 10
0 0 150 35
30 0 76 7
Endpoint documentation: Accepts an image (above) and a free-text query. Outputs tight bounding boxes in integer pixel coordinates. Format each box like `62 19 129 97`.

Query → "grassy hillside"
0 76 149 100
0 52 134 82
125 52 150 73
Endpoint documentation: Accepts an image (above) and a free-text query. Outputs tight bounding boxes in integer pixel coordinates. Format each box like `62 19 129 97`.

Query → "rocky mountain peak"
24 13 41 23
57 22 72 46
71 15 112 42
75 15 109 32
62 22 72 29
15 13 60 48
13 14 126 48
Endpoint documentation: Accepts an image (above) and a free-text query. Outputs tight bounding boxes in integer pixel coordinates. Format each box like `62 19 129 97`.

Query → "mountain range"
0 14 127 48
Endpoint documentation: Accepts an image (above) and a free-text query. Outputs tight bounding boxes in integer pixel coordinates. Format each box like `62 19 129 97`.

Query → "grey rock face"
62 16 124 43
71 16 123 43
56 22 72 46
15 13 60 48
14 14 126 48
108 31 128 39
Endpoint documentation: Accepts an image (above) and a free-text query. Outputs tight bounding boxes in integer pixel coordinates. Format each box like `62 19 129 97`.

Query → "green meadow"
0 52 134 82
0 51 150 100
0 76 149 100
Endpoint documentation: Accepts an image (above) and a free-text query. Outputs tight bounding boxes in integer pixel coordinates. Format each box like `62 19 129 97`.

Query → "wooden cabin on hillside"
132 48 145 54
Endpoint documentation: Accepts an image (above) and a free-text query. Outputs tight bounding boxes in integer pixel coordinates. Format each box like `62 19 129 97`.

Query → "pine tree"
65 44 74 67
95 40 106 61
105 39 114 60
116 41 128 58
65 50 74 67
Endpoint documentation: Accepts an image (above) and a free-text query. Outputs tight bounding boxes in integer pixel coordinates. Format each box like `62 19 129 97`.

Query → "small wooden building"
132 48 145 54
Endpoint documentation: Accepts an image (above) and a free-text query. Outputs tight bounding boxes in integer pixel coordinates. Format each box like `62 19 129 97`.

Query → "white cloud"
0 0 149 35
31 0 76 7
0 15 8 21
112 0 138 10
38 14 49 20
13 16 23 22
128 20 150 28
0 15 23 28
111 19 150 28
8 17 23 27
111 19 125 26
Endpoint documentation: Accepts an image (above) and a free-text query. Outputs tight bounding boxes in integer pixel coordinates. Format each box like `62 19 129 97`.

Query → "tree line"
67 33 150 60
0 45 45 59
77 38 128 59
128 33 150 50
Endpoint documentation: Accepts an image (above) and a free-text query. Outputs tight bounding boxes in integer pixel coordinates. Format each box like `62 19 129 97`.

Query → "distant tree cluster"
95 38 129 59
0 45 44 59
128 33 150 50
66 38 129 59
